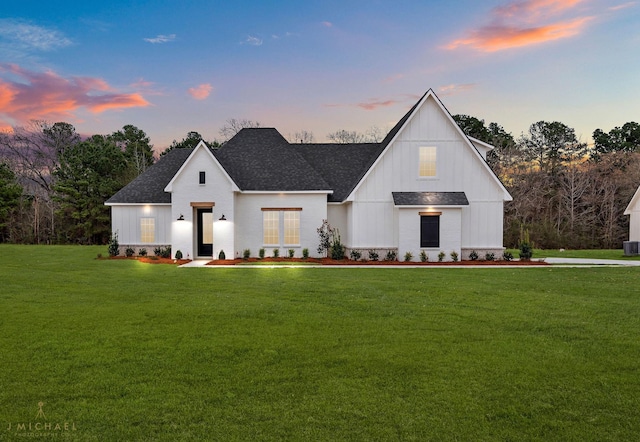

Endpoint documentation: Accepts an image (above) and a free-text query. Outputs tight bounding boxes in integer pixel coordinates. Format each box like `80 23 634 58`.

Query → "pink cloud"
438 84 477 96
0 64 149 126
356 99 398 111
321 21 333 28
445 0 592 52
609 1 636 11
188 83 213 100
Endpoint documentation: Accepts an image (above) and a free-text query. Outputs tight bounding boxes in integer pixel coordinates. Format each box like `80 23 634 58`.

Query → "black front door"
197 208 213 257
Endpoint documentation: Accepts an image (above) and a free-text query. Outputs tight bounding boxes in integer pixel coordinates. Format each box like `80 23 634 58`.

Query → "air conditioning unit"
623 241 639 256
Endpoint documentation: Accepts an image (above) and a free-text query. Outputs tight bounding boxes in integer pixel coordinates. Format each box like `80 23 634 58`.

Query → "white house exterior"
624 184 640 254
106 89 512 261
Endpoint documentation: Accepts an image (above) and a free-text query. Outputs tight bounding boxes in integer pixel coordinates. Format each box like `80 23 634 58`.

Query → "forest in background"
0 117 639 249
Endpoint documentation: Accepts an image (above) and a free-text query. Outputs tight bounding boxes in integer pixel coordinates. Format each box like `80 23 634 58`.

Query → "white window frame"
262 209 302 247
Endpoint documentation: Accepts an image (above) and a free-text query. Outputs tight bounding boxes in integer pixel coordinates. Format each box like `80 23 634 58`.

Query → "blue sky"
1 0 638 150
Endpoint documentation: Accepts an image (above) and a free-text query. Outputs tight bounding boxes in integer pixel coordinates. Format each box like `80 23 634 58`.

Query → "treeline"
454 116 640 249
1 117 639 248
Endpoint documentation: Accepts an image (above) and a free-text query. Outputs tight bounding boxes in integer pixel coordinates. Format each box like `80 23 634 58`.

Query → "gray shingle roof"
106 147 193 204
107 90 477 205
392 192 469 206
213 128 332 191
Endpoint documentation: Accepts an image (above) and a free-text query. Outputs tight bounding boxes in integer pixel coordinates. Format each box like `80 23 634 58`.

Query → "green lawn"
1 245 639 441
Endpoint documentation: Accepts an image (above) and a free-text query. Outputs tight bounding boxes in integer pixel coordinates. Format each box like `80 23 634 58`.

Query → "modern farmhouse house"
106 89 512 261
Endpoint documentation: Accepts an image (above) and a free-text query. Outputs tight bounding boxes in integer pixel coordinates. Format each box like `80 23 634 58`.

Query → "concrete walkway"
542 257 640 266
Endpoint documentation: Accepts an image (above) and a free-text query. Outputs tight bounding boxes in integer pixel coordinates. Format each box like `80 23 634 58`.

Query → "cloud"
243 35 263 46
325 94 420 111
445 0 593 52
321 21 333 28
143 34 176 44
0 64 149 127
188 83 213 100
0 19 72 51
609 1 637 11
438 84 477 96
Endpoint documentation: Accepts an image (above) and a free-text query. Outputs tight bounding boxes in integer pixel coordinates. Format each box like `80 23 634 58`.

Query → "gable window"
419 146 437 177
262 209 302 246
199 171 206 184
140 217 155 243
420 213 440 248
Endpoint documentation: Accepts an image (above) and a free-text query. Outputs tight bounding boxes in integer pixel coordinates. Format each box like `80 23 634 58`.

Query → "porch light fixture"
177 214 184 221
219 214 226 221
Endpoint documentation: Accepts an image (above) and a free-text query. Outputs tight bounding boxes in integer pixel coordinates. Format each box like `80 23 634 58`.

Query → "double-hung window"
140 217 155 243
262 209 301 246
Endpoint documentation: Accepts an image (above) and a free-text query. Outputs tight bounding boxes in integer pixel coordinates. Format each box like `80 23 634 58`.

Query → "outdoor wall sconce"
219 214 226 221
177 214 184 221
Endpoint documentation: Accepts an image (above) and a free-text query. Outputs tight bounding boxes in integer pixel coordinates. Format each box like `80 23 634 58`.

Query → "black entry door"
420 215 440 248
197 208 213 256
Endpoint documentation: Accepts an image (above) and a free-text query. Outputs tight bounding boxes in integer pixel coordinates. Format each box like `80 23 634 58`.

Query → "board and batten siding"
350 95 507 256
110 205 172 245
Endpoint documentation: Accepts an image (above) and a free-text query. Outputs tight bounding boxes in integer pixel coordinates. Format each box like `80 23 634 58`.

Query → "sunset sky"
1 0 638 151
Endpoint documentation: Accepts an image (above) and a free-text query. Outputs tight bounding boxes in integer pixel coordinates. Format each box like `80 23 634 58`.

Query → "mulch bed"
107 256 192 265
204 257 549 266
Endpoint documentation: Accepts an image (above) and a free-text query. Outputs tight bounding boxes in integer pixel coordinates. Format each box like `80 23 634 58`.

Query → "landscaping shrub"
288 249 295 258
108 232 119 257
450 251 459 262
273 249 279 258
154 246 171 258
138 248 147 257
350 250 362 261
420 251 428 262
243 249 251 260
503 251 513 261
259 248 265 259
302 248 309 259
218 250 226 260
485 252 495 261
404 251 413 262
175 250 183 259
330 230 345 260
438 251 445 262
384 250 397 261
469 250 479 261
368 250 379 261
125 247 135 257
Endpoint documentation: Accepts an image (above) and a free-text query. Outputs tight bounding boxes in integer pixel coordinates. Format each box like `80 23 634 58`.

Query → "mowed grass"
1 245 639 441
509 248 640 260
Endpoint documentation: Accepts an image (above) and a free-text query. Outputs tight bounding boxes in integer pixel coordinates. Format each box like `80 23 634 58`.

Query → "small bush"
485 252 495 261
96 253 102 259
273 249 279 258
288 249 295 258
175 250 183 259
108 232 119 257
420 251 428 262
519 227 533 261
138 248 147 257
404 251 413 262
218 250 226 260
368 250 379 261
450 251 459 262
125 247 135 257
503 251 514 261
154 246 171 258
438 251 445 262
469 250 479 261
243 249 251 260
350 249 362 261
302 248 309 259
259 248 265 259
384 250 397 261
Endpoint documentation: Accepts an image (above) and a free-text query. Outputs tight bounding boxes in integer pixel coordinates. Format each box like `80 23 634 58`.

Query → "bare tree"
219 118 261 141
327 130 367 144
290 130 315 144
